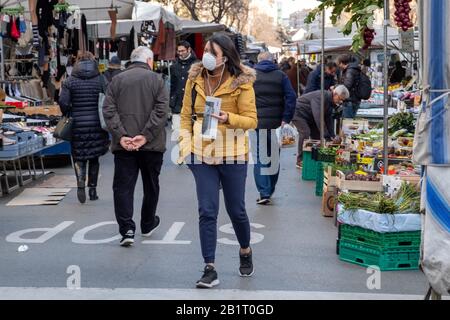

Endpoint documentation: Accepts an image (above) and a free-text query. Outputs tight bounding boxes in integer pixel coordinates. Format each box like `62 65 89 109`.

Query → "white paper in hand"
201 96 222 139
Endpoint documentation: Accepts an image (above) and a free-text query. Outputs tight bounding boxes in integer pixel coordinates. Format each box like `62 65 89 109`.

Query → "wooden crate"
336 170 383 192
323 165 338 188
398 175 421 186
8 105 62 117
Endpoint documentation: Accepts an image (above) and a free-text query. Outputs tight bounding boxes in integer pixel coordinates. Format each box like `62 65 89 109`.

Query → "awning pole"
383 0 390 174
320 8 325 145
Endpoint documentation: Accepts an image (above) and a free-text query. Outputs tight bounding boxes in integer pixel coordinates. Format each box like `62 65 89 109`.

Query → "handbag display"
53 115 73 141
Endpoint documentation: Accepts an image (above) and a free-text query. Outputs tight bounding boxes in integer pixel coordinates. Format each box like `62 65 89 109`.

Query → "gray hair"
130 46 154 63
257 51 273 62
334 85 350 100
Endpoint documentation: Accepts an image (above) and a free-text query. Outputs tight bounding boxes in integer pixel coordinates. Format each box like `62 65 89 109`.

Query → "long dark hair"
207 33 242 77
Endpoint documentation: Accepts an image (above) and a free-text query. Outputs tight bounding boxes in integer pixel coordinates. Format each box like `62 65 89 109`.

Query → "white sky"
280 0 320 18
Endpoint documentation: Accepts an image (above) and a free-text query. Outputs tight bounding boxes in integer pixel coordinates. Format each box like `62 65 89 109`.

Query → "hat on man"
109 56 121 69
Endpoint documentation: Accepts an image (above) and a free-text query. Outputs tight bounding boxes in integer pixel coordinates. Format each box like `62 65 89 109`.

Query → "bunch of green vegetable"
330 163 357 176
338 182 420 214
394 182 421 213
388 112 416 135
319 146 339 156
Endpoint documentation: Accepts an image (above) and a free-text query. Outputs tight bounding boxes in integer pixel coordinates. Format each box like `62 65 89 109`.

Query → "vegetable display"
388 112 416 135
338 182 420 214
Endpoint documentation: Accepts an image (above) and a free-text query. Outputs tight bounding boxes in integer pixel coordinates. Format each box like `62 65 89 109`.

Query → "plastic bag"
276 124 298 148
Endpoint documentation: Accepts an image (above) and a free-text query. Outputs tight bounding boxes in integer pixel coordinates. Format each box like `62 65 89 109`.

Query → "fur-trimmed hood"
188 62 256 90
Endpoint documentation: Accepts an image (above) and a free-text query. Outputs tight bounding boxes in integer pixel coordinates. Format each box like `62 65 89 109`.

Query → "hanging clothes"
127 26 135 59
117 37 129 60
153 20 176 61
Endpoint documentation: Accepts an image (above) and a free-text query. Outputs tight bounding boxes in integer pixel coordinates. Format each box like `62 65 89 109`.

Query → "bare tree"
176 0 249 25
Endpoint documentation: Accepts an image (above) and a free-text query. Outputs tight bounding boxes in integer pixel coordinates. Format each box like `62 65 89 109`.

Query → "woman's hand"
211 111 229 124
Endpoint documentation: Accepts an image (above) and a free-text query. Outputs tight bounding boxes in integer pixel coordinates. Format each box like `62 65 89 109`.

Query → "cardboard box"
322 186 336 217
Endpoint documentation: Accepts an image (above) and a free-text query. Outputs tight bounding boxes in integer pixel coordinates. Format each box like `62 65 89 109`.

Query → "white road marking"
217 223 265 245
5 221 75 244
142 222 191 245
0 287 441 300
72 221 121 244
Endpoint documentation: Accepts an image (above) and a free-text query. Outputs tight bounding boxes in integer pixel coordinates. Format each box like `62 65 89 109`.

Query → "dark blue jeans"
188 160 251 264
343 101 361 118
253 129 280 199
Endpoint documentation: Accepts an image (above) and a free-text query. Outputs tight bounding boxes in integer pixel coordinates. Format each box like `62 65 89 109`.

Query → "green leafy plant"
338 182 420 214
305 0 384 52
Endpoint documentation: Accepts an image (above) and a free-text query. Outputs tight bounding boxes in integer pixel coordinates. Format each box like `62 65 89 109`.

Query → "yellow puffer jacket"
179 62 257 163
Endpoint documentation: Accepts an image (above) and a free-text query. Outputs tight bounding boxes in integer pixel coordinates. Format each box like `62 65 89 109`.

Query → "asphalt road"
0 132 429 299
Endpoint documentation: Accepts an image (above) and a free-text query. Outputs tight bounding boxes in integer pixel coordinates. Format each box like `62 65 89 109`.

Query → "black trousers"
292 117 320 161
113 151 163 236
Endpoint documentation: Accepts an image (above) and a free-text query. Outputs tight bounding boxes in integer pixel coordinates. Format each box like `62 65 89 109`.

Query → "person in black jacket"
390 61 406 84
291 86 349 168
337 54 362 118
304 61 337 94
103 56 122 84
59 52 110 204
253 51 296 205
169 41 197 136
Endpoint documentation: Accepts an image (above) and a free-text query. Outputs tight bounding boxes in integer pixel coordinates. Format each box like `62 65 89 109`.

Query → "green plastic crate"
339 240 420 271
340 224 421 251
302 151 319 181
315 161 334 196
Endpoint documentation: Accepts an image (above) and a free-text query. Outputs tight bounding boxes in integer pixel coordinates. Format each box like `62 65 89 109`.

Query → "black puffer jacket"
59 60 110 161
341 62 362 103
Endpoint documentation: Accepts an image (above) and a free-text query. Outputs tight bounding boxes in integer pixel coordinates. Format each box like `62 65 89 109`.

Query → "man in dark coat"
169 41 197 136
337 54 362 118
59 52 110 204
304 62 337 94
103 46 169 247
103 56 122 84
285 57 311 96
253 51 296 205
291 85 349 168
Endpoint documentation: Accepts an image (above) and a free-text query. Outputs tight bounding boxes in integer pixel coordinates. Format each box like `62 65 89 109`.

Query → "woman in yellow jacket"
178 33 257 288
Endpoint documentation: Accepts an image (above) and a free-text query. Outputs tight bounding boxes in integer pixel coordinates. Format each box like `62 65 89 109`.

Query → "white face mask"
202 52 225 71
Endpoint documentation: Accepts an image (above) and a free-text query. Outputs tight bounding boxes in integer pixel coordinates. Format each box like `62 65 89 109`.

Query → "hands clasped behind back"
120 135 148 151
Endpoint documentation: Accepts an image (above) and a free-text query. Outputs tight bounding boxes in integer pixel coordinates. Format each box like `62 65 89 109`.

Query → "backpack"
355 71 372 100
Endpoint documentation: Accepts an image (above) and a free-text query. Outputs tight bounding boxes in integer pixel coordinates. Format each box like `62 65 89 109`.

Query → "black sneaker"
120 230 135 247
142 216 160 237
239 248 254 277
256 197 272 205
196 265 220 288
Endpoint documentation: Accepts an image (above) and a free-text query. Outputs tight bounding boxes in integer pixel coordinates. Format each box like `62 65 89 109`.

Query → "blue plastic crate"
0 143 19 158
